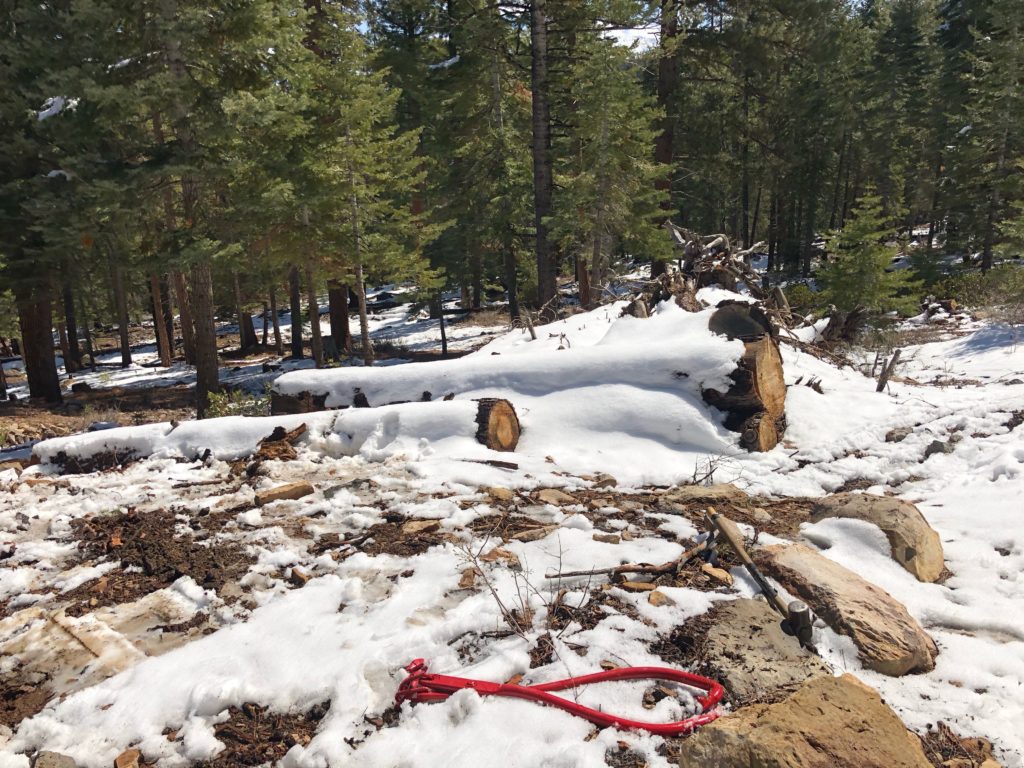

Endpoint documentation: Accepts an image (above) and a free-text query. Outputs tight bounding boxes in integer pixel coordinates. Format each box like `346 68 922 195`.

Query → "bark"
233 272 256 353
189 260 220 418
530 0 557 317
438 297 448 359
328 280 352 354
261 302 269 347
150 275 172 367
270 286 283 356
491 47 520 322
289 265 304 359
111 257 132 368
15 284 62 403
305 264 324 368
471 251 483 310
577 255 592 310
61 280 81 372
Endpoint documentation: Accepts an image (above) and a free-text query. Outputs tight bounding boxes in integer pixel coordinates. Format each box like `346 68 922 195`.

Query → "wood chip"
479 547 521 568
114 748 141 768
592 533 620 544
511 524 559 542
255 481 314 506
289 568 310 587
458 568 478 589
701 562 734 585
620 581 657 592
648 590 674 607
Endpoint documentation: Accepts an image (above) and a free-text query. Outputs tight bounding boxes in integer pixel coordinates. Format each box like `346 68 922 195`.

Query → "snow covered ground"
1 293 1022 767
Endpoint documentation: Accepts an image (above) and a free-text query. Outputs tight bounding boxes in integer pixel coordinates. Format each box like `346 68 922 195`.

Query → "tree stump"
704 303 787 452
475 398 521 452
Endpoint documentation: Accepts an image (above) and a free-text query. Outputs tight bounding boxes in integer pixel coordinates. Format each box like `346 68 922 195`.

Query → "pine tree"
819 193 921 313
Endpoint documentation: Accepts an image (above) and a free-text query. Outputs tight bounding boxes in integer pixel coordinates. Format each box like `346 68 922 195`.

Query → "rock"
486 487 515 503
592 473 617 488
677 674 932 768
663 483 748 505
289 567 311 587
619 581 657 592
886 427 913 443
750 507 772 524
34 752 78 768
924 439 954 459
701 599 830 704
401 519 441 535
70 382 92 393
810 493 944 582
535 488 577 506
756 543 938 676
592 533 621 544
113 749 141 768
0 460 23 474
648 590 674 607
255 481 314 506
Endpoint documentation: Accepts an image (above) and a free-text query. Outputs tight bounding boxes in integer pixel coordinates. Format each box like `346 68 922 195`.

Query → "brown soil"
919 721 998 768
0 669 50 730
195 701 331 767
360 521 447 558
66 507 252 615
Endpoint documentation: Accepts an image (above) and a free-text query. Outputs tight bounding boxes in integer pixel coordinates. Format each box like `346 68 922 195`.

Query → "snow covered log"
703 302 787 451
33 398 521 473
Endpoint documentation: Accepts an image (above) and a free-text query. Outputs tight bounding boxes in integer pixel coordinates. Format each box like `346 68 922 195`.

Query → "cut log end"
740 412 784 452
476 398 521 452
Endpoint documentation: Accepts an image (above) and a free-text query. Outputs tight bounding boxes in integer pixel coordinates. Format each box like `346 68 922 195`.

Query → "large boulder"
678 674 933 768
703 599 831 704
811 493 944 582
756 543 938 676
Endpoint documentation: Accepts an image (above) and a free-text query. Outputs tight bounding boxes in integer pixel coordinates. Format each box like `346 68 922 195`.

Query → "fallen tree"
34 398 522 473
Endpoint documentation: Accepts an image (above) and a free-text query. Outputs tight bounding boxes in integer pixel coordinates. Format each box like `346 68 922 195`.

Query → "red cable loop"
395 658 724 736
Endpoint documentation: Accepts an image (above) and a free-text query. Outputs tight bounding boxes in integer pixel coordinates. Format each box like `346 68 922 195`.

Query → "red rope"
395 658 724 736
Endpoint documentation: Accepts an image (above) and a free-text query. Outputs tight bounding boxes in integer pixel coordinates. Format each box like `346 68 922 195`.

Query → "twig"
544 540 709 581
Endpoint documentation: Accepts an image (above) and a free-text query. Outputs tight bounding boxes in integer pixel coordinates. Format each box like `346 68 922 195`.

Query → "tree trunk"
111 257 132 368
15 284 62 403
289 265 304 359
577 255 592 310
270 286 283 356
261 302 269 347
79 292 96 371
305 264 324 368
233 272 256 353
355 262 373 366
171 271 196 364
328 280 352 354
61 279 81 372
530 0 556 318
57 321 71 375
653 0 679 248
189 260 219 418
471 251 483 310
150 275 172 367
160 276 175 358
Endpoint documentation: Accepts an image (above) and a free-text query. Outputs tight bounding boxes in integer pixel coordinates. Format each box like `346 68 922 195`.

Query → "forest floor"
1 290 1023 768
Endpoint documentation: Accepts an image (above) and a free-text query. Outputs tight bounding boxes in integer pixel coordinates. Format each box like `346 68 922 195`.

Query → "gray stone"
703 599 830 704
663 483 749 505
810 493 944 582
34 752 78 768
885 427 913 443
924 439 954 459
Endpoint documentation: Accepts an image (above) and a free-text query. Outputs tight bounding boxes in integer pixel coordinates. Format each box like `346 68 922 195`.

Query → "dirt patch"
648 604 723 670
360 521 446 558
0 668 49 730
196 701 330 767
69 508 252 608
919 721 999 768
